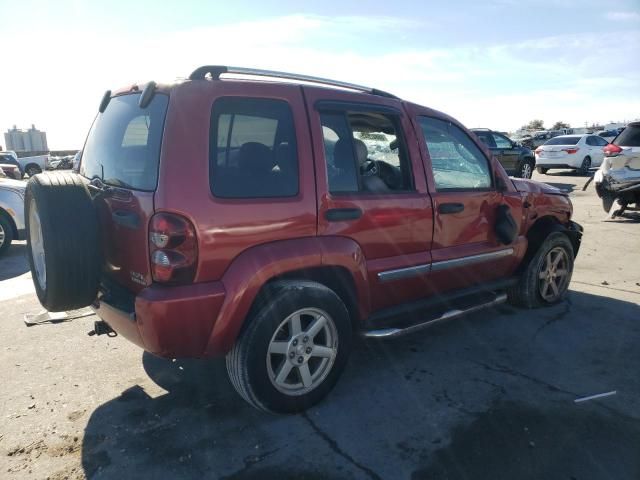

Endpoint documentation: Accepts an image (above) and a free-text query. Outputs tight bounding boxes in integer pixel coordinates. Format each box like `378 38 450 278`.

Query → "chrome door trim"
377 264 430 283
377 248 514 282
431 248 514 272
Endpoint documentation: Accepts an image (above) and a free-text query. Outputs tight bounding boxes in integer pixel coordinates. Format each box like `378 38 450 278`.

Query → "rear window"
81 93 168 191
544 136 580 146
209 97 298 198
614 125 640 147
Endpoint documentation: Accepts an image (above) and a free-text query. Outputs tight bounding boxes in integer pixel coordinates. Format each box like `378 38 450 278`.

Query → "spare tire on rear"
25 172 101 312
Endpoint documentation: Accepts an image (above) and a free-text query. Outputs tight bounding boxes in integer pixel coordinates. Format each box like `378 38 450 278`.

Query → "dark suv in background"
472 128 535 179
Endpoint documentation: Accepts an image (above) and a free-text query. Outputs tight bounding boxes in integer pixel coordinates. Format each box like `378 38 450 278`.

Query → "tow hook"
88 321 117 337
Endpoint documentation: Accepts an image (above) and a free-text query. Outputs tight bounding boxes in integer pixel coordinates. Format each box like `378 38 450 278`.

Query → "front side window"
210 98 298 198
320 109 414 194
492 133 512 149
418 117 492 191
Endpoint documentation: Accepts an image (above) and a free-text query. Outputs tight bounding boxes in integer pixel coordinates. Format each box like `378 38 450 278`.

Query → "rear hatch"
81 91 169 293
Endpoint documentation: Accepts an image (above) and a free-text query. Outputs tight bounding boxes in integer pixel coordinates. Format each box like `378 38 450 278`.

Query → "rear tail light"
535 148 543 154
149 213 198 284
604 144 622 156
561 148 579 154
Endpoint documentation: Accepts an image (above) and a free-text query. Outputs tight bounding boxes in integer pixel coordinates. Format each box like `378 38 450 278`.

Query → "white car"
0 176 26 257
535 134 608 175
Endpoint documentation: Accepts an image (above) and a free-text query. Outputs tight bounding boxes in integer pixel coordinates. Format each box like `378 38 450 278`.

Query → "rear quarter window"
209 97 298 198
81 93 168 191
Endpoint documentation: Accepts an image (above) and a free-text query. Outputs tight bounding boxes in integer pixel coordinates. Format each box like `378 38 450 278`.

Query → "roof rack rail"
188 65 398 99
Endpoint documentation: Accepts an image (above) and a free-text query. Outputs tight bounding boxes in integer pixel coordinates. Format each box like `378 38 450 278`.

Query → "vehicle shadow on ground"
80 291 640 479
0 243 30 280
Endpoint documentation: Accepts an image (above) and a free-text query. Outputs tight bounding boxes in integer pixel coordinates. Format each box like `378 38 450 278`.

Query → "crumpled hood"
510 178 565 195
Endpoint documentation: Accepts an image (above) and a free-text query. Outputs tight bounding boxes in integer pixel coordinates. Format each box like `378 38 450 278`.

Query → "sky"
1 0 639 149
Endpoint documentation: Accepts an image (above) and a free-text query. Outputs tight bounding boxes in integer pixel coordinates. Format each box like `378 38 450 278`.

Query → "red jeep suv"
25 66 582 413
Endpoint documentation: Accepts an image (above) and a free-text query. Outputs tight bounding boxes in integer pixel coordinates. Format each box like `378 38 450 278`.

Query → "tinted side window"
595 136 609 146
475 131 496 148
492 133 512 149
586 136 597 146
210 98 298 198
418 117 492 191
320 109 414 194
614 126 640 147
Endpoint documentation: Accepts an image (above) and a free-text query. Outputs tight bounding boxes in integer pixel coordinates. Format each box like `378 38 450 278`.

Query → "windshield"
81 93 168 191
544 136 581 146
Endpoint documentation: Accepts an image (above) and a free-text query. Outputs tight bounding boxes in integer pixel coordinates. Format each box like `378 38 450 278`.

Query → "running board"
362 293 507 339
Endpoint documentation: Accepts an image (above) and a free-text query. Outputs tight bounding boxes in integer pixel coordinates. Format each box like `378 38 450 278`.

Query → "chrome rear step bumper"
362 293 507 339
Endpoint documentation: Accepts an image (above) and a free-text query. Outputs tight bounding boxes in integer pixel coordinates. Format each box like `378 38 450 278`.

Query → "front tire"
536 166 548 174
0 214 14 257
508 232 574 309
226 281 352 413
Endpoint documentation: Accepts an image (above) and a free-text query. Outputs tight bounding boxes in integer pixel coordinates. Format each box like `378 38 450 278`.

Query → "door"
492 132 520 174
304 88 433 312
587 135 608 166
412 114 518 295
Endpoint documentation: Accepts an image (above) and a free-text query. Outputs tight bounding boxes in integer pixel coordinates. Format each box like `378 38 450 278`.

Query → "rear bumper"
93 280 226 358
535 161 581 169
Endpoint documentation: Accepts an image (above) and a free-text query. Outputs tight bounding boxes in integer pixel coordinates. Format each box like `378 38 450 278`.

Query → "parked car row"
0 151 50 178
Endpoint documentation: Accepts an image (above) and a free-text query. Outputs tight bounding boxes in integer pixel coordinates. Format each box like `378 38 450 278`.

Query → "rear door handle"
325 208 363 222
438 203 465 214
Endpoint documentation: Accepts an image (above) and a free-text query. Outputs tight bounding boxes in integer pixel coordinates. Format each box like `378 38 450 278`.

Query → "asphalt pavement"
1 171 639 480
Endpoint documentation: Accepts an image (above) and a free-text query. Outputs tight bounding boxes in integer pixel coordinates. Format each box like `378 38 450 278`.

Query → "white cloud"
0 14 638 149
606 11 640 21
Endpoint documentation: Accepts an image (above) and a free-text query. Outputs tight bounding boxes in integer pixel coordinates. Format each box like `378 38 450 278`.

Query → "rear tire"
226 281 352 413
536 166 548 174
601 192 616 213
578 156 591 175
0 213 14 257
26 164 42 177
25 172 101 311
507 232 574 309
519 159 534 179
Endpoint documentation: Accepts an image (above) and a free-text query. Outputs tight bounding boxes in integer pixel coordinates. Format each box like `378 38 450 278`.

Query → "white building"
4 125 48 152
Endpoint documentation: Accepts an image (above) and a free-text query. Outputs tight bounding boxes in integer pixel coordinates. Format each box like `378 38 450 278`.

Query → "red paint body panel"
91 78 578 360
154 81 317 283
95 190 155 293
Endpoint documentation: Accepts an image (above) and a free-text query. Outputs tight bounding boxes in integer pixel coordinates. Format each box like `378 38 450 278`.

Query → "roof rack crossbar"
188 65 398 99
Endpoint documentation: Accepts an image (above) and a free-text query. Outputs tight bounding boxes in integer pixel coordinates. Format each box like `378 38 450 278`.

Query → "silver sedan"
0 177 26 257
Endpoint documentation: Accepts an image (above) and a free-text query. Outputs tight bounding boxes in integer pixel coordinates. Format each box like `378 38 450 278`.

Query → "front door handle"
438 203 465 214
325 208 363 222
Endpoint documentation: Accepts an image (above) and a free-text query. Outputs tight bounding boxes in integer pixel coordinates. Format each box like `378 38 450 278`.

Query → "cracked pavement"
1 171 639 479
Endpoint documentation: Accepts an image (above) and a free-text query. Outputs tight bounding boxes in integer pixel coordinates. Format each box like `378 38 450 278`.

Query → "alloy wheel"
521 162 532 179
538 246 570 302
266 308 338 396
0 222 5 249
